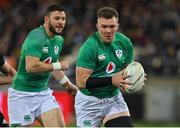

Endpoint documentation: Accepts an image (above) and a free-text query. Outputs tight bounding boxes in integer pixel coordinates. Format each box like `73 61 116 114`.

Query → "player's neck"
43 24 54 38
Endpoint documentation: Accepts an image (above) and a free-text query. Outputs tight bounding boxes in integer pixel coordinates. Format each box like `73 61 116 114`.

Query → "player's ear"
44 16 49 22
116 23 119 30
96 23 99 30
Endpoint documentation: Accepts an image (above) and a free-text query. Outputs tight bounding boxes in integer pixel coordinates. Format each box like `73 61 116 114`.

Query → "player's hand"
64 82 79 96
112 70 132 91
60 60 69 70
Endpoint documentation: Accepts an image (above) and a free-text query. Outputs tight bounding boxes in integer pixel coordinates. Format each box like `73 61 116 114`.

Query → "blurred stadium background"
0 0 180 127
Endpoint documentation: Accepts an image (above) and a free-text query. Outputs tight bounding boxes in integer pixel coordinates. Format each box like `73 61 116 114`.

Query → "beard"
49 21 61 35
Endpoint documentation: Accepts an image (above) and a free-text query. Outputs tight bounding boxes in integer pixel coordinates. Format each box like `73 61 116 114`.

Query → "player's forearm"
52 70 65 81
0 76 13 85
26 61 54 73
3 67 16 76
26 56 69 74
52 70 70 87
9 67 16 76
26 56 55 73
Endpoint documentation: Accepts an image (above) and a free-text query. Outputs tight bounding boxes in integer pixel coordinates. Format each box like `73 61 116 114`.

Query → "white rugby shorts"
75 90 129 127
8 87 60 126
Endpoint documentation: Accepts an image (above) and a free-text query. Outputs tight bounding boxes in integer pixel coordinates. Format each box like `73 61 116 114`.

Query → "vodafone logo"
106 62 116 74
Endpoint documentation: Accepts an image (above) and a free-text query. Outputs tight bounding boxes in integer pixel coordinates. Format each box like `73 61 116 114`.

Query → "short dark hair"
45 4 66 16
97 7 118 19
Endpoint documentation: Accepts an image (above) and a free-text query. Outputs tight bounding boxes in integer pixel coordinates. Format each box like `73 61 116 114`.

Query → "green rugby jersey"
77 32 134 98
12 25 64 92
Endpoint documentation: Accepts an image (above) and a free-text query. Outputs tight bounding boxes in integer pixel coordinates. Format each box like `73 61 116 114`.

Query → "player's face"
48 11 66 35
97 17 119 43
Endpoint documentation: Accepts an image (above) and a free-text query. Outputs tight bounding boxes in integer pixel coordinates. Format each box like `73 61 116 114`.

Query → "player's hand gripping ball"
123 62 145 93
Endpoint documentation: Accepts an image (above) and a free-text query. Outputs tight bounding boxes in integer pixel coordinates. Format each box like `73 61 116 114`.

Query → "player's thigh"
37 108 65 127
103 93 130 124
8 88 38 126
35 88 64 127
103 111 130 124
75 91 102 127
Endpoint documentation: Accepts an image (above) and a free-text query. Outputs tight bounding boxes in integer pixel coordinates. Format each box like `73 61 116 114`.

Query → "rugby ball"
123 62 145 93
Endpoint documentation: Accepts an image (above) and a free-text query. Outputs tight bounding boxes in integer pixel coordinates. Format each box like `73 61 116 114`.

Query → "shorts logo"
116 50 122 59
24 114 31 122
83 120 92 126
106 62 116 74
54 46 59 55
98 54 106 61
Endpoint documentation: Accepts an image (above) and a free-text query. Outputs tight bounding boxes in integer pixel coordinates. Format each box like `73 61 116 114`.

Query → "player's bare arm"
0 61 16 85
76 67 93 89
0 61 16 76
52 70 78 95
76 66 131 90
26 56 69 73
0 76 13 85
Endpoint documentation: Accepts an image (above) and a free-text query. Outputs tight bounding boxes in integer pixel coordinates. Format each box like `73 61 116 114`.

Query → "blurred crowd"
0 0 180 77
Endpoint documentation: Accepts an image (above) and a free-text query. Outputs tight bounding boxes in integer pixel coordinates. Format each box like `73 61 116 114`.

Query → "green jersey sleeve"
77 38 97 70
117 33 134 65
125 38 134 64
22 30 45 58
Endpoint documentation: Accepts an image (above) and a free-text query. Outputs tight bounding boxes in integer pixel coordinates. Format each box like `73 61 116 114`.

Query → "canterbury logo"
98 54 106 61
42 47 49 53
83 120 92 126
24 115 31 121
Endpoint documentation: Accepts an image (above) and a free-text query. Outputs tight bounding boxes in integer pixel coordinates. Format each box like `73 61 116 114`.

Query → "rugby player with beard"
8 4 78 127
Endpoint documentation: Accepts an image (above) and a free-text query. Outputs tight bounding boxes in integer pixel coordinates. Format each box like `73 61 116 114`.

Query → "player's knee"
104 116 133 127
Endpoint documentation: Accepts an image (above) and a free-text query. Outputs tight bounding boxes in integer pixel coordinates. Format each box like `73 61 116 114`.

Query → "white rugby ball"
123 62 145 93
